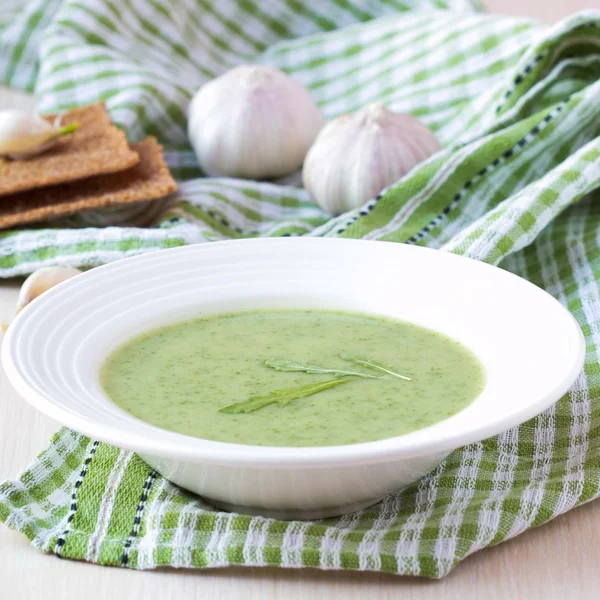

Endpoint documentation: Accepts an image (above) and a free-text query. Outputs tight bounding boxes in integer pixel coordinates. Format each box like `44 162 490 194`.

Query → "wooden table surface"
2 2 600 597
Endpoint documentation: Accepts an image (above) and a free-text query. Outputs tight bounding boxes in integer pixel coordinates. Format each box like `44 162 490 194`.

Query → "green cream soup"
101 311 485 447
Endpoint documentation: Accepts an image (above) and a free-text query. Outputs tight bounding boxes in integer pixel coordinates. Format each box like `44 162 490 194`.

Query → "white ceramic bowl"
2 239 584 520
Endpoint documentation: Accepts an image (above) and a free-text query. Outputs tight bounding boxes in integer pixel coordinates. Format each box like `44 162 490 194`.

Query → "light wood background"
2 1 600 597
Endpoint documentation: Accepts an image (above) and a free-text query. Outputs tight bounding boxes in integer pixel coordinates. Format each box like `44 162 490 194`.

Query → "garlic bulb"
0 111 79 159
16 266 82 314
303 102 441 215
188 65 324 179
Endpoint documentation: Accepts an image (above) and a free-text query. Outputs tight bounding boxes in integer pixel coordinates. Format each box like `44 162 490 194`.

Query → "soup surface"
101 310 485 447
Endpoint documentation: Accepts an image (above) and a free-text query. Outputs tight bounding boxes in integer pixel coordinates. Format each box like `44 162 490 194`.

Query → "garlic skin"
303 102 441 215
188 65 324 179
16 266 82 314
0 111 78 159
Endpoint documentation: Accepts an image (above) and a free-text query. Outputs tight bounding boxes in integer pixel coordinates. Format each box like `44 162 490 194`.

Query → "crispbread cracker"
0 103 140 196
0 137 176 229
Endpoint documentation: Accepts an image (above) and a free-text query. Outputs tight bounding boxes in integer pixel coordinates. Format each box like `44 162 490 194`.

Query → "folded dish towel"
2 0 600 579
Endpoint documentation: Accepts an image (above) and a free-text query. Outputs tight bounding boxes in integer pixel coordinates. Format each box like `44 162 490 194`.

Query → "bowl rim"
1 238 586 468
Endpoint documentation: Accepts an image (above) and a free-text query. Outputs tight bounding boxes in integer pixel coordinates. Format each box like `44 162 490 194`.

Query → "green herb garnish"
339 353 411 381
219 378 351 414
264 358 380 379
57 122 79 136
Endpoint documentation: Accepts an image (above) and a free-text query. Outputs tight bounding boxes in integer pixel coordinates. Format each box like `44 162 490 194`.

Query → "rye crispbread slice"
0 137 177 229
0 103 140 196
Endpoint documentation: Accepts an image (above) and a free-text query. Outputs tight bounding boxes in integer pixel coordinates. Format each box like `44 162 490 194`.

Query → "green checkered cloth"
1 0 600 579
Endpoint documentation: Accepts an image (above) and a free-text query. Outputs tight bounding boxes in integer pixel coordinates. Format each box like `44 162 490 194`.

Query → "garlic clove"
303 102 441 215
0 110 79 159
188 65 324 180
16 266 82 314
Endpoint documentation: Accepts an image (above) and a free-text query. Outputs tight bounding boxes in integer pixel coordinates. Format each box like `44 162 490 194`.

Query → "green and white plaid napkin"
2 0 600 579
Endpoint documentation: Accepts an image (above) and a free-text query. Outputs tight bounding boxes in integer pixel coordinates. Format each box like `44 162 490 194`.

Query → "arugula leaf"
339 353 411 381
219 378 352 414
264 358 380 379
